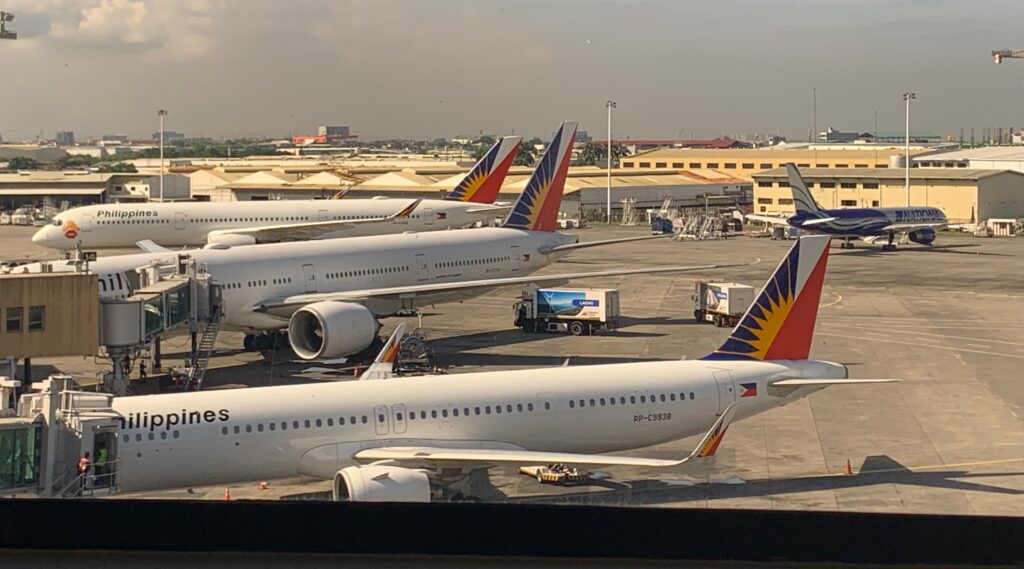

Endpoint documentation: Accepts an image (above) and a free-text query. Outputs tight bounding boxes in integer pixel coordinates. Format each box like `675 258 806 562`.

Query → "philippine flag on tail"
739 383 758 398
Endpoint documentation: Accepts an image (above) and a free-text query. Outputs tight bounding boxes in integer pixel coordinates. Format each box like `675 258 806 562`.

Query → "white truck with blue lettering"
692 281 755 328
514 287 620 336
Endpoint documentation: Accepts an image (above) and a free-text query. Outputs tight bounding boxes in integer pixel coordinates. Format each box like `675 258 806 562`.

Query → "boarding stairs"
183 308 223 392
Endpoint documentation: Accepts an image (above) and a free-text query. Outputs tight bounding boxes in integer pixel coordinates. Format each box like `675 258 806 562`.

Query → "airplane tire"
243 334 256 352
569 321 585 336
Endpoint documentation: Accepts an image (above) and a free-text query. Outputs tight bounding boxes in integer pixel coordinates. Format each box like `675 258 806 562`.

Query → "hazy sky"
2 0 1024 142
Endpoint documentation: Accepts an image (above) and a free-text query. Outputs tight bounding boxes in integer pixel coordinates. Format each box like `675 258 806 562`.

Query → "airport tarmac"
3 225 1024 514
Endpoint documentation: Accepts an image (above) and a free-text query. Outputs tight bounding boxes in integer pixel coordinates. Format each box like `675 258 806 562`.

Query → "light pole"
605 100 617 223
902 92 915 207
157 109 168 202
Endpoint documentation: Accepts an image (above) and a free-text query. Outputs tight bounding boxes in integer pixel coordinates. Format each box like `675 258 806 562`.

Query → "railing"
58 459 122 498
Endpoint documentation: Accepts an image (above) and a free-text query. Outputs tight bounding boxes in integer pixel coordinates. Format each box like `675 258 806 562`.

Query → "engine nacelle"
333 465 431 502
908 227 937 245
287 301 377 360
206 231 257 247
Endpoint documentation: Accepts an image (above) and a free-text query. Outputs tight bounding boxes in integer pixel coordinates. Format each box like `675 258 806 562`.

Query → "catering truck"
514 287 620 336
692 281 755 327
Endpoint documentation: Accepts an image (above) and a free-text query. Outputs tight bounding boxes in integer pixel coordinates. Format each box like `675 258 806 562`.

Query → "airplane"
14 122 744 356
746 163 948 250
30 136 523 250
96 234 894 501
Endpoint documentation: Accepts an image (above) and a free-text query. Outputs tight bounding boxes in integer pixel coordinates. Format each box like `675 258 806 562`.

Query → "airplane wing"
354 403 736 468
253 261 753 312
208 199 422 243
745 213 790 226
881 222 947 232
464 205 513 215
136 239 171 253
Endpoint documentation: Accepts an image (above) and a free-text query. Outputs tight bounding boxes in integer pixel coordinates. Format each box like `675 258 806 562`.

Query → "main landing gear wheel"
243 334 256 352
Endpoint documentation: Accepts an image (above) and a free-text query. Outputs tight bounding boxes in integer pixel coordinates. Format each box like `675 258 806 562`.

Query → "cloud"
26 0 229 60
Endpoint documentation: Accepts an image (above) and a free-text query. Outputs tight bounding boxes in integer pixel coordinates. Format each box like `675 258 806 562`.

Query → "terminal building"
621 146 936 182
750 167 1024 223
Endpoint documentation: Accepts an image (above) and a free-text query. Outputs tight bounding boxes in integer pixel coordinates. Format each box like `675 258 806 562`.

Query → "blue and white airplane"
748 164 948 250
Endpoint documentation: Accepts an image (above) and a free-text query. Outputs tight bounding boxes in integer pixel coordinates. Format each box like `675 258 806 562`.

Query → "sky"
1 0 1024 142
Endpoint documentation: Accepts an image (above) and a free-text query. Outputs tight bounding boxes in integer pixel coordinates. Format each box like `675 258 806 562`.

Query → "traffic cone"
844 459 853 476
223 488 231 501
258 481 268 491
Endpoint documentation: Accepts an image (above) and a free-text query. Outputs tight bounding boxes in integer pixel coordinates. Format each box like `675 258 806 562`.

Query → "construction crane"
0 11 15 40
992 49 1024 64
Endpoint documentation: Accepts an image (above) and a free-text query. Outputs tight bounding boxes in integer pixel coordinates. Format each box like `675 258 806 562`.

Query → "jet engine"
908 227 937 245
206 231 257 247
332 465 431 502
287 301 377 360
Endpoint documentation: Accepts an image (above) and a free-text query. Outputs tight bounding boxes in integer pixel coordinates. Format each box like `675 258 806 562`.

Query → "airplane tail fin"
502 121 577 232
786 163 824 215
359 323 406 381
702 235 831 361
445 136 522 204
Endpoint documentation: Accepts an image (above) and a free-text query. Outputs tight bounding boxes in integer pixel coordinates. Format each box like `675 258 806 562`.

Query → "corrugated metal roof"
914 147 1024 161
753 167 1021 181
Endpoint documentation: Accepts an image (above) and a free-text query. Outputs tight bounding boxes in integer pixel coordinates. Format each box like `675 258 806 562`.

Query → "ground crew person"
139 360 148 381
77 451 91 490
95 445 108 485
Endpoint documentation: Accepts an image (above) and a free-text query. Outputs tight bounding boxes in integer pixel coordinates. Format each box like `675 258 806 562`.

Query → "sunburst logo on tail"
703 235 831 361
503 121 577 232
446 136 521 204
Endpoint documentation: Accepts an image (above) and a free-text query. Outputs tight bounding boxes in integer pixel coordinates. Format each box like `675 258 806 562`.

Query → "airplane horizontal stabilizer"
800 217 837 226
745 214 789 226
538 233 672 254
771 378 898 386
208 199 422 244
136 239 171 253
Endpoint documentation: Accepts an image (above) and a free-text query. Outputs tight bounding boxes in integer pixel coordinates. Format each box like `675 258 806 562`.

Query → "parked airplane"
16 122 742 356
747 163 948 250
30 136 522 250
100 234 893 500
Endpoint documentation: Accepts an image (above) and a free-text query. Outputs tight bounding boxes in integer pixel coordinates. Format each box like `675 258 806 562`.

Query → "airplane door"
415 254 428 282
81 214 93 232
392 404 407 434
712 371 736 414
174 212 186 230
423 208 434 226
510 245 521 272
373 404 390 436
317 209 329 222
301 263 318 293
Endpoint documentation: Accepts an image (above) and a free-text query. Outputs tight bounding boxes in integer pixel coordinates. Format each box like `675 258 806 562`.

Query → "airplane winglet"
136 239 170 253
359 323 407 381
690 402 736 460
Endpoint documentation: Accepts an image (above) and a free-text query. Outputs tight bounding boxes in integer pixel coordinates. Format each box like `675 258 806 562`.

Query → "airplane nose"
31 228 46 244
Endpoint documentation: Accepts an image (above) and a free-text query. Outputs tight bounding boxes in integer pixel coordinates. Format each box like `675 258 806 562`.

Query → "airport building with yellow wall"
750 167 1024 224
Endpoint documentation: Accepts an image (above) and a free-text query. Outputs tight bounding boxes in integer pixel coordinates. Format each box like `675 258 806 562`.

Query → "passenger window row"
568 391 696 409
123 430 181 443
98 219 170 225
325 266 409 280
435 256 510 269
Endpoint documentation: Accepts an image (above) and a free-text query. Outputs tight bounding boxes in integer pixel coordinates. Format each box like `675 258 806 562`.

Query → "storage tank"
889 154 906 168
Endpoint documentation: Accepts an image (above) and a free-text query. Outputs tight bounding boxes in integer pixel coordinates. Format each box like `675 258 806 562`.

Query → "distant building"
122 173 191 201
318 125 350 137
55 131 75 146
576 130 592 143
817 127 874 143
152 130 185 142
100 134 129 145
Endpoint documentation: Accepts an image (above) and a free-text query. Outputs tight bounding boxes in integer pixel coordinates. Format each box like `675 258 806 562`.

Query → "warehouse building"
0 172 147 210
621 146 935 182
913 147 1024 173
751 168 1024 223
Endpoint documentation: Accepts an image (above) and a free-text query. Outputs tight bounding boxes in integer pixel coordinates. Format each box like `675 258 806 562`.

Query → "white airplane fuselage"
31 198 497 250
111 358 844 492
24 227 577 330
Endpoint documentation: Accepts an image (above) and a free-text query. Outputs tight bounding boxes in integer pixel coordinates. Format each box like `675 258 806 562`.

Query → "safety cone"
223 488 231 501
258 481 268 491
844 459 853 476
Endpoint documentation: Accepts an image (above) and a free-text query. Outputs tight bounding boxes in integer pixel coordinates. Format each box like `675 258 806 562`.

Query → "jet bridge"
98 254 222 395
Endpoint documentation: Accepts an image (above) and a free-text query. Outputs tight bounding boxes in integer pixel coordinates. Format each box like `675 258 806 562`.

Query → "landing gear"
838 237 855 249
245 331 288 353
881 231 897 252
